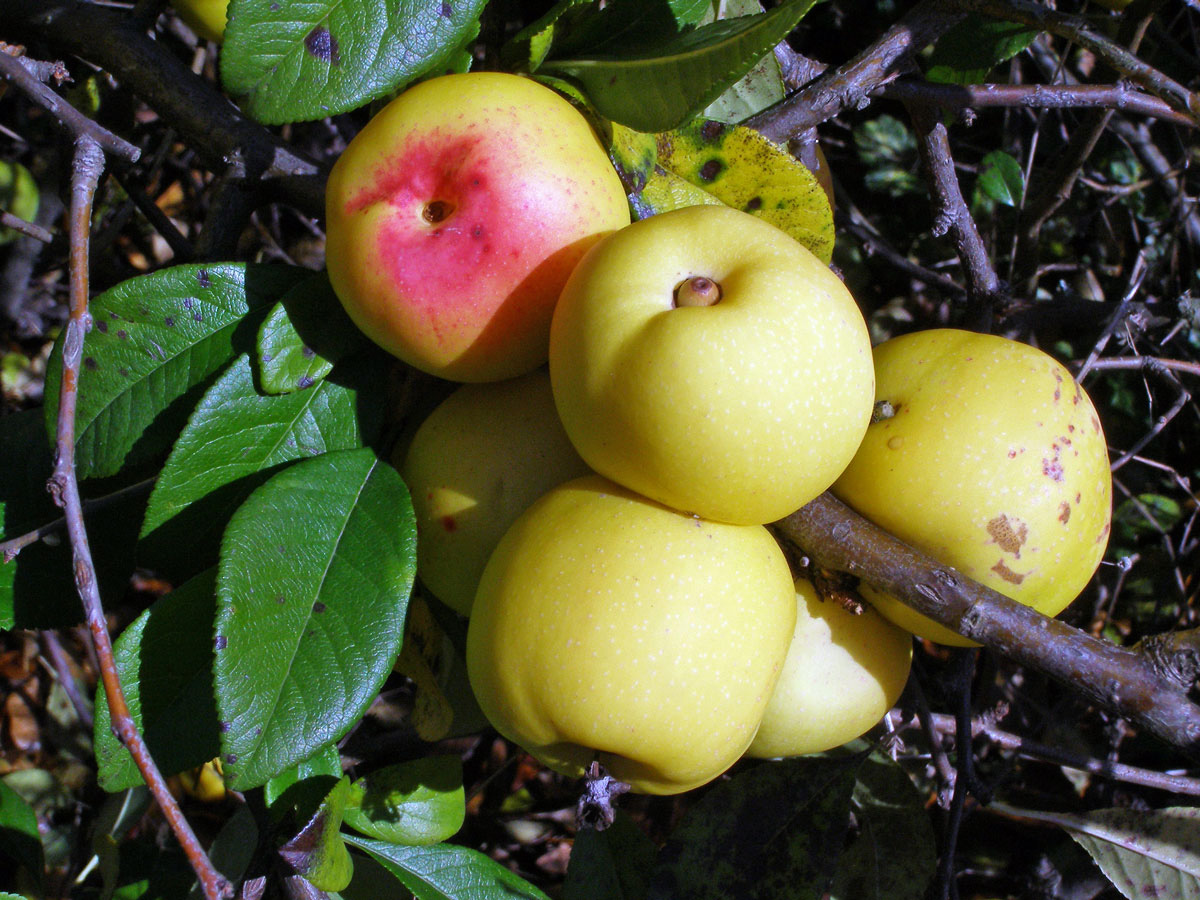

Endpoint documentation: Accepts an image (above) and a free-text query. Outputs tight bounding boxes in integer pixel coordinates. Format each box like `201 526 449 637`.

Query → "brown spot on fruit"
1053 371 1063 403
1058 501 1071 524
441 515 457 532
991 560 1025 585
987 514 1028 556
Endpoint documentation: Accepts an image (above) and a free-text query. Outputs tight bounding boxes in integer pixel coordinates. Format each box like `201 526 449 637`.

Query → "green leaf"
343 756 465 846
647 756 860 900
257 273 368 396
991 803 1200 900
265 744 343 808
214 449 417 790
700 1 785 123
344 834 553 900
540 0 819 132
93 571 221 792
654 118 834 261
138 351 385 581
0 779 44 892
505 0 622 71
977 150 1025 208
221 0 488 124
43 263 309 480
829 753 937 900
925 15 1039 85
279 776 355 893
563 811 658 900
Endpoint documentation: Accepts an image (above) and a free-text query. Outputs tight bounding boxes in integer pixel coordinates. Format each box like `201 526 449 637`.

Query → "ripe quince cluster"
326 72 1112 795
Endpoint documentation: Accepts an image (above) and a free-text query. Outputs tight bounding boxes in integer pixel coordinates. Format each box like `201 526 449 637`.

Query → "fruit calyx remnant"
673 275 722 308
422 200 455 225
575 761 631 831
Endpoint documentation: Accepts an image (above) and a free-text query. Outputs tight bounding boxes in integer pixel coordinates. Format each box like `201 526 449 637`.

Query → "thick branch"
775 493 1200 757
3 0 325 217
745 0 968 141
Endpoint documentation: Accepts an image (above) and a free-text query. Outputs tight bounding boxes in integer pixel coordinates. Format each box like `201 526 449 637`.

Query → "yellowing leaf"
395 597 455 741
607 119 834 263
657 119 834 263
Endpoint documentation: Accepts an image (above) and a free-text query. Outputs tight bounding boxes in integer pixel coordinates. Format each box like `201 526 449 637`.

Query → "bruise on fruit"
991 560 1025 585
1058 501 1071 524
986 514 1028 556
1042 442 1065 482
441 515 458 532
304 26 340 65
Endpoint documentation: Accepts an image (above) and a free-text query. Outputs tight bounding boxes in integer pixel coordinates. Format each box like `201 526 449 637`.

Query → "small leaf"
540 0 819 132
563 811 658 900
504 0 609 71
977 150 1025 207
343 756 465 846
647 756 861 900
829 753 937 900
344 834 552 900
214 449 417 790
925 15 1039 85
279 776 355 893
139 351 385 581
0 161 39 246
43 263 309 480
221 0 488 124
992 803 1200 900
0 778 45 892
258 274 368 395
266 744 343 809
655 118 834 261
93 571 221 792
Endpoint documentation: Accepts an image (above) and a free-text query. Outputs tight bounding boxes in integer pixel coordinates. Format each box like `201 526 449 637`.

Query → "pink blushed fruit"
325 72 631 382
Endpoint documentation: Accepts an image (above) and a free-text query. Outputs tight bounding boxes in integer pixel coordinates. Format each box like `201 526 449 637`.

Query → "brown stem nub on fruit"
422 200 454 224
871 400 896 423
673 275 722 308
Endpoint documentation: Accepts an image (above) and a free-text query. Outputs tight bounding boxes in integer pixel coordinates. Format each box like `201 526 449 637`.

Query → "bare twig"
907 102 1007 329
50 135 230 900
949 0 1200 125
889 709 1200 795
41 630 94 730
0 48 140 164
0 477 157 561
881 81 1196 129
0 210 54 244
775 493 1200 756
746 0 968 141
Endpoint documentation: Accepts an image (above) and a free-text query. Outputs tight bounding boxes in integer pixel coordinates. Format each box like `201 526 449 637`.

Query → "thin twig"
949 0 1200 125
50 135 230 900
41 630 94 730
0 210 54 244
881 80 1197 129
907 102 1007 329
0 477 157 561
888 709 1200 795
